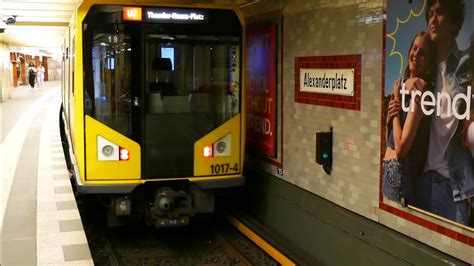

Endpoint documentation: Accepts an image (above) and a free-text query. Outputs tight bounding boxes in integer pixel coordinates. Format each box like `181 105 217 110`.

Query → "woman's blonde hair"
403 31 435 83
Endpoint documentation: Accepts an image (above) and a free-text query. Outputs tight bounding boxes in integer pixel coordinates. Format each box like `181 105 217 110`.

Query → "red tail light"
119 148 130 161
203 145 213 158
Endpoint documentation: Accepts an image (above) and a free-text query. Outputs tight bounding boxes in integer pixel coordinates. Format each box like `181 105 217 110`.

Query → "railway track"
79 199 278 265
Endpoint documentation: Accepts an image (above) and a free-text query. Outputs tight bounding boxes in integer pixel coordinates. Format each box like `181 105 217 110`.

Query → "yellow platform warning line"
226 215 296 266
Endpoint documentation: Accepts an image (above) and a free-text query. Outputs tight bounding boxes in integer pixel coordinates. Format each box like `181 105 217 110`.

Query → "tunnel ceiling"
0 0 82 55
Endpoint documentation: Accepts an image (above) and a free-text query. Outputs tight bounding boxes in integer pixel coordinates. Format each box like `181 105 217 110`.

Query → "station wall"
0 42 12 102
47 57 62 81
241 0 474 263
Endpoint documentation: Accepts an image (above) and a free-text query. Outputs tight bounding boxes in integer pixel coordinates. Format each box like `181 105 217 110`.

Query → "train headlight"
213 133 231 157
216 142 226 153
98 136 119 161
102 145 115 157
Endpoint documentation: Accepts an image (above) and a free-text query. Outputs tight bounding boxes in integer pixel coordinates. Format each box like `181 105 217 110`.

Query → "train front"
68 2 245 227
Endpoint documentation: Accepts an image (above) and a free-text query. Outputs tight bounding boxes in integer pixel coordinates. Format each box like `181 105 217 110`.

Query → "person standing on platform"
28 62 37 89
36 63 45 88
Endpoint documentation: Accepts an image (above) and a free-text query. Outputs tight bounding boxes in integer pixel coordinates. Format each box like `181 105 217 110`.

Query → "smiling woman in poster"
383 31 435 204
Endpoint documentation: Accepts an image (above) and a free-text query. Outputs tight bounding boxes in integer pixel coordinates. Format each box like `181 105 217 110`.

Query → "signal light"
316 128 333 175
203 145 213 158
119 148 130 161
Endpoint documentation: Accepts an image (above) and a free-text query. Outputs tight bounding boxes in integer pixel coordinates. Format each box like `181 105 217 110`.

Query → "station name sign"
300 68 354 96
144 8 208 23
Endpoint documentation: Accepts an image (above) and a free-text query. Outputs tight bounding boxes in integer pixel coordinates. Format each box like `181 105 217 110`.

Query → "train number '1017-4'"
210 163 238 174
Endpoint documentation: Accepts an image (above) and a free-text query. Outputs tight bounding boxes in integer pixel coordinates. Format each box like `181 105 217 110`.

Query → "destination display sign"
144 8 208 24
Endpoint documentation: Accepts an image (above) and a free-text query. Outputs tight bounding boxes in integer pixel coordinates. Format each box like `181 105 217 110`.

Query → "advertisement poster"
246 23 277 158
383 0 473 228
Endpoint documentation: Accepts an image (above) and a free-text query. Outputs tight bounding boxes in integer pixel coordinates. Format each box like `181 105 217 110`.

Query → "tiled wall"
241 0 474 263
47 58 62 81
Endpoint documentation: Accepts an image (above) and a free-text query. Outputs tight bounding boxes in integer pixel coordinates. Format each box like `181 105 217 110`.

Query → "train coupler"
149 187 192 228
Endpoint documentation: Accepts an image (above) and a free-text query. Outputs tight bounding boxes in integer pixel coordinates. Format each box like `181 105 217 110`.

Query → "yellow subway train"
60 0 245 227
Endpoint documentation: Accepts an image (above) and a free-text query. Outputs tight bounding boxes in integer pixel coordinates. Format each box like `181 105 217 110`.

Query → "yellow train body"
61 0 246 226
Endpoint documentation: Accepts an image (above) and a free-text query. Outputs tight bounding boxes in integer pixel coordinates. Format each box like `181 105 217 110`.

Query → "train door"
140 32 195 179
138 29 240 179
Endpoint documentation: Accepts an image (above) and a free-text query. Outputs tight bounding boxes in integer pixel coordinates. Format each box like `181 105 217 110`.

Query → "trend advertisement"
383 0 473 228
246 23 277 158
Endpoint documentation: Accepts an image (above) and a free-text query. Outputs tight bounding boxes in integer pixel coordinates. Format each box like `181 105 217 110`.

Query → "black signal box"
316 129 333 175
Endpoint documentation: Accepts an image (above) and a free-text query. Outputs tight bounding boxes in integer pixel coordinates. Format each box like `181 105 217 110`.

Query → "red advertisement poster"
246 23 277 158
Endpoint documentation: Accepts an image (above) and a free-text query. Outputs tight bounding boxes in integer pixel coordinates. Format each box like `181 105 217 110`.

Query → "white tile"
37 220 60 235
54 194 77 202
441 235 452 246
37 231 88 248
53 180 73 187
37 201 57 212
37 210 81 222
37 246 64 264
38 259 94 266
52 169 70 175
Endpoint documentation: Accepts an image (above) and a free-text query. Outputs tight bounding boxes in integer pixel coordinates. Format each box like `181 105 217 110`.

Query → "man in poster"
384 0 473 226
416 0 473 226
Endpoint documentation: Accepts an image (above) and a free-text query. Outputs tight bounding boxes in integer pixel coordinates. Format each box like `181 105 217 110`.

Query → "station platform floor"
1 81 93 265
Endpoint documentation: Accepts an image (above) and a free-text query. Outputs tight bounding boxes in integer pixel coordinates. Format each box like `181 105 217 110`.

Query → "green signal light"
323 153 329 159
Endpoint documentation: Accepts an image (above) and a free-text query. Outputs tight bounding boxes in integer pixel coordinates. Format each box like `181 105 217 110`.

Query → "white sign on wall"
300 68 354 96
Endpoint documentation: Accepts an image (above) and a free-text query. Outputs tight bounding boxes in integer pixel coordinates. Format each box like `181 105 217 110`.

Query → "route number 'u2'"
210 163 238 174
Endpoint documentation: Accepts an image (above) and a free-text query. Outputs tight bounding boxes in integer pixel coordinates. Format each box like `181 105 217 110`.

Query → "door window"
85 25 132 137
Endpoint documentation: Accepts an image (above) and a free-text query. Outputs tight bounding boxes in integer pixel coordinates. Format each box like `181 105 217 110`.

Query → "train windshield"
83 5 242 178
144 34 240 119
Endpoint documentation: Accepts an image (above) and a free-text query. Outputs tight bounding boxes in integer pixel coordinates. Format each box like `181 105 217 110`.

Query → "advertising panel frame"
380 0 474 245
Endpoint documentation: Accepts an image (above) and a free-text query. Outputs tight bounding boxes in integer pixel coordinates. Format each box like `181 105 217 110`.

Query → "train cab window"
84 23 133 137
145 35 241 125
